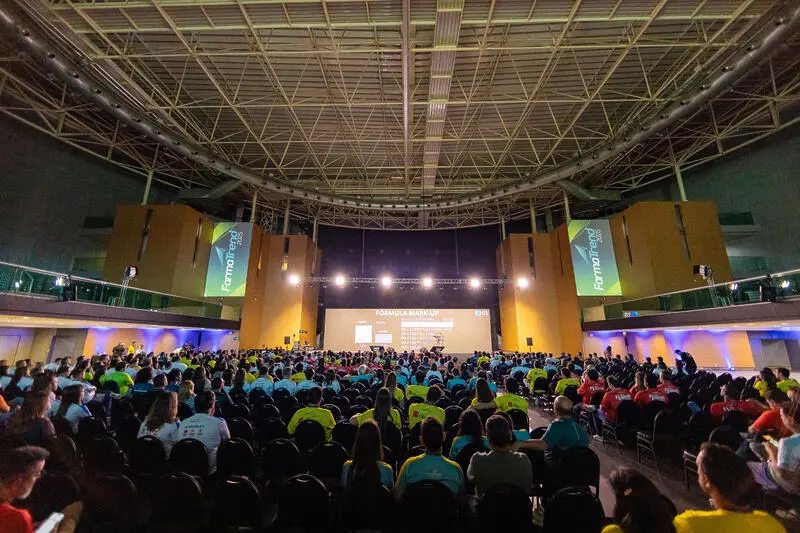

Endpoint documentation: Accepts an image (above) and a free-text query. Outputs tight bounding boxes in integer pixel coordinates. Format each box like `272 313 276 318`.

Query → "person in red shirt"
748 389 790 438
0 446 48 533
656 372 680 396
709 383 765 421
633 374 668 407
577 369 606 405
599 376 633 423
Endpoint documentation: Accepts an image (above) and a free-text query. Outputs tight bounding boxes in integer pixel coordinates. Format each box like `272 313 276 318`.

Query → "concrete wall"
0 115 176 273
623 125 800 275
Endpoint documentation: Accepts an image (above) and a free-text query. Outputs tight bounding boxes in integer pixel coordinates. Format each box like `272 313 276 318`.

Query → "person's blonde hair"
145 392 178 432
178 380 195 403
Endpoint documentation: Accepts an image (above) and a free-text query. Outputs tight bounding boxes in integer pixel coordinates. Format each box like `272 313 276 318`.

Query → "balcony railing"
0 261 223 319
600 269 800 320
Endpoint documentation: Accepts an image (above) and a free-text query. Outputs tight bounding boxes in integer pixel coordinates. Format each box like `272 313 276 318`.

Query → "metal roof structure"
0 0 798 230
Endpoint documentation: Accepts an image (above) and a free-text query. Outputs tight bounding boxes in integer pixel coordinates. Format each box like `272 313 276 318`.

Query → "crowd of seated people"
0 346 797 532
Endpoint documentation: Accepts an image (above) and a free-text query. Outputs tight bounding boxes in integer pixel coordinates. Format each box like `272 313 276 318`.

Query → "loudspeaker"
526 337 533 347
283 336 291 345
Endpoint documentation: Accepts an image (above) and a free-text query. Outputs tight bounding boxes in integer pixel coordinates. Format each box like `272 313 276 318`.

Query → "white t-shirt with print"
176 413 229 473
138 420 181 454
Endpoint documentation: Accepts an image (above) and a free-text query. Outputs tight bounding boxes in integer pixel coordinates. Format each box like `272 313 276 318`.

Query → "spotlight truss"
305 277 508 286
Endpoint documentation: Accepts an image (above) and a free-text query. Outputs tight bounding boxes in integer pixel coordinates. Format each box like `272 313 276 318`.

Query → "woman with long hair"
192 366 210 394
3 365 30 399
449 409 489 459
54 384 91 433
341 419 393 488
138 391 180 453
601 468 676 533
7 391 55 446
754 368 778 398
130 367 154 394
350 388 401 432
322 369 341 393
230 368 247 396
385 371 404 406
179 380 196 410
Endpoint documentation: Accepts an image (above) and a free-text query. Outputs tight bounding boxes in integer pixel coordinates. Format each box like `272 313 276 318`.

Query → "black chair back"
169 438 210 476
310 441 350 481
217 437 256 478
507 409 530 431
323 403 342 421
399 480 460 531
210 475 263 529
543 486 604 533
615 400 639 426
342 481 395 530
560 446 600 496
51 416 76 438
129 435 167 474
686 411 715 452
277 474 330 529
589 391 605 407
563 385 581 406
639 400 666 428
151 472 204 526
721 409 749 433
294 419 326 452
533 377 549 393
84 436 125 473
444 405 464 429
256 417 288 445
254 403 281 420
228 416 254 442
332 422 358 452
225 403 251 420
83 474 139 531
262 438 304 480
114 415 141 453
477 483 533 533
709 425 744 451
45 434 78 472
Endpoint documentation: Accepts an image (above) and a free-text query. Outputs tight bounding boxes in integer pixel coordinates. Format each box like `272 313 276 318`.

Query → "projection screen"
324 309 491 353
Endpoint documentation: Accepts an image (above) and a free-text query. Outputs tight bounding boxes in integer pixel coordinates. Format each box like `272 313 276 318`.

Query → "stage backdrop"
568 219 622 296
324 308 491 353
204 222 253 297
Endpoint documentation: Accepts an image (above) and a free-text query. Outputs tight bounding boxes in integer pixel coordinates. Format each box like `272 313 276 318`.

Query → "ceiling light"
288 274 300 286
516 277 530 289
422 277 433 289
469 277 481 289
381 276 392 288
334 274 346 287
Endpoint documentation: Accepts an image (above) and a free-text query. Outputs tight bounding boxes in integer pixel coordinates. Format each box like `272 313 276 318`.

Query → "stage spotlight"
781 280 791 289
288 273 300 286
334 274 346 287
729 283 738 291
516 277 530 289
381 275 393 288
469 277 481 289
422 276 433 289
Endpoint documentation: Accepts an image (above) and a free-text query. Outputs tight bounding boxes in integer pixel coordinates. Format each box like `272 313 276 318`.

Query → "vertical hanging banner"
204 222 253 297
568 219 622 296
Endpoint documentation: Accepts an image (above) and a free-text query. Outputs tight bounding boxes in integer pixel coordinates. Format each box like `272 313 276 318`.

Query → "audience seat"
341 480 395 531
543 486 604 533
217 437 256 478
477 483 534 533
147 472 205 532
129 435 167 474
637 408 681 476
332 421 358 452
45 434 79 473
276 474 331 531
169 438 209 477
227 416 254 443
309 441 350 485
210 475 265 531
400 480 462 532
294 419 326 452
601 399 638 455
15 471 80 522
261 438 305 481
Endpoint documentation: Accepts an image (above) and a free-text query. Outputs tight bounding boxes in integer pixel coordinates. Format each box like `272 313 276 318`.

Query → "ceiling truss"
0 0 798 229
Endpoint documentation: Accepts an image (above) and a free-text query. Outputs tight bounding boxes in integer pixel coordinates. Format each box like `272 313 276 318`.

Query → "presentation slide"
324 308 491 353
204 222 253 297
568 219 622 296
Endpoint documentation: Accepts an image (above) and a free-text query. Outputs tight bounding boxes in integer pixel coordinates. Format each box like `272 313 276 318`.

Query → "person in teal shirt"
449 410 489 459
341 420 394 488
515 396 589 460
396 417 464 496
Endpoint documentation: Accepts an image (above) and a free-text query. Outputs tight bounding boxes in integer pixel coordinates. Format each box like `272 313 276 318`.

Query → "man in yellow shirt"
290 363 307 384
496 378 529 413
525 364 548 393
408 386 446 429
554 368 580 396
406 371 429 400
776 367 799 393
287 386 336 440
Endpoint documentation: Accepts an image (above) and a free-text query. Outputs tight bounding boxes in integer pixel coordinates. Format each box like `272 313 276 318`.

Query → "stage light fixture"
516 277 530 289
729 283 738 291
334 274 346 287
781 280 791 289
381 275 393 288
55 277 65 287
422 277 433 288
469 277 481 289
288 273 300 286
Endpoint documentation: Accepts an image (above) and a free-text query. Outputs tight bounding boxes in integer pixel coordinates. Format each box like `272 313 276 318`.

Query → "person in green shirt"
525 364 548 393
406 370 429 401
496 377 529 413
408 385 446 429
287 386 336 440
99 362 135 395
350 388 402 430
776 367 799 393
554 367 580 396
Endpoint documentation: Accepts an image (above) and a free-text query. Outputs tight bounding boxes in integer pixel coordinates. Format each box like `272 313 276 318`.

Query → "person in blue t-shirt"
396 417 465 496
446 365 470 391
425 364 443 386
272 367 297 395
515 396 589 460
296 367 317 393
449 409 489 459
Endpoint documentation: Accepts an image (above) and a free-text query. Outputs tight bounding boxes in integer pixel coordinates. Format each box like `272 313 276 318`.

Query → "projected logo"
204 222 253 297
568 219 622 296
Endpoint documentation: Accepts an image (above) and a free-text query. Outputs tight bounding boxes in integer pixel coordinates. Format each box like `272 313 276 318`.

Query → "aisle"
526 405 708 515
